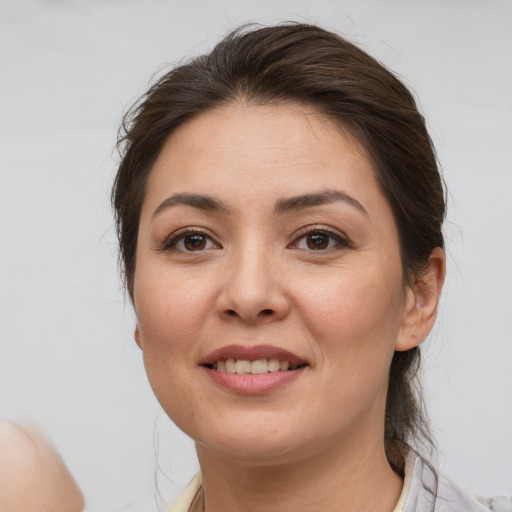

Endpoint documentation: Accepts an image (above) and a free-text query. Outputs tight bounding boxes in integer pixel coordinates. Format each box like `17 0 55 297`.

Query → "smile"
206 358 305 374
200 345 309 394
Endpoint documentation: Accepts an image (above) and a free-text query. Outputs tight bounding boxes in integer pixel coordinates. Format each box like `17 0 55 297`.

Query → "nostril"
226 309 237 316
260 309 273 316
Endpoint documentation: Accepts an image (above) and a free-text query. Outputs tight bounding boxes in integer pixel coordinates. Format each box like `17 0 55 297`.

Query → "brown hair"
112 22 445 472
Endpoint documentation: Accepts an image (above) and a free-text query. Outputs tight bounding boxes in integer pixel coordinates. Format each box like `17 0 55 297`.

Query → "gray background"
0 1 511 510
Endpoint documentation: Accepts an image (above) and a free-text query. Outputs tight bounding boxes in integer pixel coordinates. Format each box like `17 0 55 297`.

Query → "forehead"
143 102 383 210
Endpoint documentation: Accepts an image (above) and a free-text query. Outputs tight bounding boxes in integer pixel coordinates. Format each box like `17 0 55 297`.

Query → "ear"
395 247 446 352
134 324 143 350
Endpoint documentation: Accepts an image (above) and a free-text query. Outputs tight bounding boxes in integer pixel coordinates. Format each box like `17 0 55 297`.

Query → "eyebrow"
152 193 230 218
152 189 367 219
273 189 368 216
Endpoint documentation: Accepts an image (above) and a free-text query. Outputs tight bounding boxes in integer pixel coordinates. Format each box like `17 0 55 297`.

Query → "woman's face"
133 103 417 464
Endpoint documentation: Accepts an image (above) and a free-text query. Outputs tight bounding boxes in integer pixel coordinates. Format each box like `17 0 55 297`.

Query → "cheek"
294 264 404 371
134 267 216 359
300 263 403 327
133 271 214 431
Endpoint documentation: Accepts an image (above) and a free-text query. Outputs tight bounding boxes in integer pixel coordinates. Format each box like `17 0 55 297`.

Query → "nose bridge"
218 237 288 322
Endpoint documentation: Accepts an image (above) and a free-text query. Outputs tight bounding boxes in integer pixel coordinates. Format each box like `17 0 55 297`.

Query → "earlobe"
395 247 446 352
134 324 143 350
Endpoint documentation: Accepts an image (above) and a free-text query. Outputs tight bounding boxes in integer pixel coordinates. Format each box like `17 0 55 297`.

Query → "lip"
200 344 309 395
202 365 307 394
200 344 308 366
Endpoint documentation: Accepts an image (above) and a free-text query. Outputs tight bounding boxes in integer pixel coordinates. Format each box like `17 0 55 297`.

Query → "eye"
162 229 219 252
291 228 350 251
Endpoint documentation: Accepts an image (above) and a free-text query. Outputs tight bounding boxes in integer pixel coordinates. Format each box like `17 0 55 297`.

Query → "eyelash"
160 225 351 254
160 228 220 253
289 226 352 252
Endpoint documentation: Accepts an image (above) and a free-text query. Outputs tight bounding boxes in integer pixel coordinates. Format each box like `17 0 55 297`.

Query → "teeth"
213 358 302 374
268 358 280 372
251 359 268 374
225 358 236 373
234 359 251 374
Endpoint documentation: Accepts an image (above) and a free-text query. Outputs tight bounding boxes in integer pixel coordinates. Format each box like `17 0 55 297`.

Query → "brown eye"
306 233 330 250
164 230 219 252
292 228 350 252
183 234 207 251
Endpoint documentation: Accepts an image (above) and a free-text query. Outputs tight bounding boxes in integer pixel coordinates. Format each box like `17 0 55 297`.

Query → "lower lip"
203 367 306 394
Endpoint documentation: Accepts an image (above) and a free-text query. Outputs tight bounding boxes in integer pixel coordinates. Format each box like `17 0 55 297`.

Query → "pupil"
307 233 328 250
185 234 206 251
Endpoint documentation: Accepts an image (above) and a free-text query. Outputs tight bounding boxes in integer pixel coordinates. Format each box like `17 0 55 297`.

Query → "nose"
216 245 290 324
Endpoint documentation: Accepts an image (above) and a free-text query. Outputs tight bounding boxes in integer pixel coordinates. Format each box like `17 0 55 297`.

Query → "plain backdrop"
1 1 511 510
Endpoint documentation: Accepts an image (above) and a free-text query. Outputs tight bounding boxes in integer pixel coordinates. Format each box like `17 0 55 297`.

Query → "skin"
0 420 84 512
133 102 445 512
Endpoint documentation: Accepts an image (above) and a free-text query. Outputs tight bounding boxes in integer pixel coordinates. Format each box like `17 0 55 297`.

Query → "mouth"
200 345 309 394
204 358 308 374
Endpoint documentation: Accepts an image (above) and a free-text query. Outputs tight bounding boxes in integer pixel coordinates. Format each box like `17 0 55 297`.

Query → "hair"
112 22 445 474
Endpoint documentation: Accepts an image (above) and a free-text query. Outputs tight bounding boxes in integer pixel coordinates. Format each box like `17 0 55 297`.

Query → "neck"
194 436 403 512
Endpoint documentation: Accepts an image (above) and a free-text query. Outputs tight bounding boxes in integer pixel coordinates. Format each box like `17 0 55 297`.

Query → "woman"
112 23 491 512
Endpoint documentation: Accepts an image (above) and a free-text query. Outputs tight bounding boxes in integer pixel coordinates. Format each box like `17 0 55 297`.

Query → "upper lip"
200 344 308 366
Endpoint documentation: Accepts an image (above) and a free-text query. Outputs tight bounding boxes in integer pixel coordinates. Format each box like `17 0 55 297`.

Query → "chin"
192 413 322 467
198 436 304 467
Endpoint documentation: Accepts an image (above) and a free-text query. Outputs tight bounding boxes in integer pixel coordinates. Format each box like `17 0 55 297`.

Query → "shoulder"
0 419 84 512
436 473 493 512
403 453 498 512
